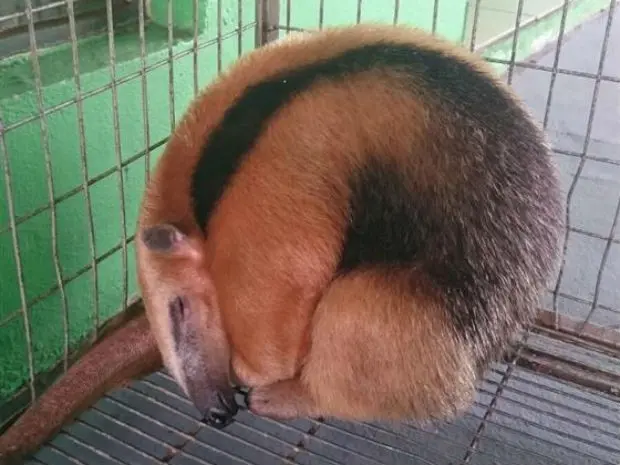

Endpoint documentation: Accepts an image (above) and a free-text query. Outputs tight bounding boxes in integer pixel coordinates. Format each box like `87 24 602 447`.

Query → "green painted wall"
0 0 606 426
280 0 469 42
0 0 256 424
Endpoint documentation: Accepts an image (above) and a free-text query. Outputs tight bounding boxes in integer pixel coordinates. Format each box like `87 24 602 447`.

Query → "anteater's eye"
169 296 188 349
169 296 187 321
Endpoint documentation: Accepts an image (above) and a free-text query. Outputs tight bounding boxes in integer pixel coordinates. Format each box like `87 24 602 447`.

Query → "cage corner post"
256 0 280 47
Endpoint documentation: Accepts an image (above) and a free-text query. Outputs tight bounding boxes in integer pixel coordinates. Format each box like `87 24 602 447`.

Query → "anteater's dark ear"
141 223 187 254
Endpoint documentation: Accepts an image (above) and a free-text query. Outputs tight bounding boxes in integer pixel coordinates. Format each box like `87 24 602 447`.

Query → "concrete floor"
16 5 620 465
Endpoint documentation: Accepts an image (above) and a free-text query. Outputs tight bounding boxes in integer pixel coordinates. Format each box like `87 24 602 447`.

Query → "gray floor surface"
509 5 620 331
15 6 620 465
23 365 620 465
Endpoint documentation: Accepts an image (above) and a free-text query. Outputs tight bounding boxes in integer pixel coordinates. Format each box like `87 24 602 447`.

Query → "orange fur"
208 74 433 388
138 70 438 393
250 269 476 421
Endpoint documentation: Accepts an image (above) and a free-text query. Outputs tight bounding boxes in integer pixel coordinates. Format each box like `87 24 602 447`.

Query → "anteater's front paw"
247 379 315 420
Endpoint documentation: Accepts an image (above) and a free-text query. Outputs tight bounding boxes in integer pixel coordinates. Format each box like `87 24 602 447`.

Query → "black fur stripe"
190 41 518 231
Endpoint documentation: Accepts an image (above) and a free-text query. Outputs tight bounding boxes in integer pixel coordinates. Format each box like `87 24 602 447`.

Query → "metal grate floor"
9 4 620 465
22 364 620 465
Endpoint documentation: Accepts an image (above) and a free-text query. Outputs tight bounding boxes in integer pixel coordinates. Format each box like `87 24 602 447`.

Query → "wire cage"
0 0 619 464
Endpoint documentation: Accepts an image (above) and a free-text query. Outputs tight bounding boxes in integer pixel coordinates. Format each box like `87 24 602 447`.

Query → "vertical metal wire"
0 119 36 402
257 0 280 45
462 1 579 461
138 0 152 179
167 0 176 130
577 28 619 332
255 0 262 47
579 196 620 333
66 0 100 339
460 334 529 464
105 0 129 314
468 0 482 52
356 0 362 24
24 0 71 372
286 0 291 34
217 0 223 74
431 0 440 35
576 0 619 333
551 0 616 320
542 0 571 131
506 0 526 85
237 0 244 57
539 0 571 330
193 0 200 95
319 0 325 30
393 0 400 25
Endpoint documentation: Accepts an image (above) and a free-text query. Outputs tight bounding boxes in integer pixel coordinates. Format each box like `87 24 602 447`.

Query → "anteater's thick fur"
0 24 562 462
137 24 563 422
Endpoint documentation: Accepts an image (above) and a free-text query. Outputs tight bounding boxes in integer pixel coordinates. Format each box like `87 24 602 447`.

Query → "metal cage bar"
138 0 152 182
24 0 72 372
104 0 129 315
65 0 100 340
166 0 176 132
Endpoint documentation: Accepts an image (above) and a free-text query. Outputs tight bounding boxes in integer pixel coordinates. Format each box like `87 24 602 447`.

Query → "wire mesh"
0 0 619 464
0 0 258 430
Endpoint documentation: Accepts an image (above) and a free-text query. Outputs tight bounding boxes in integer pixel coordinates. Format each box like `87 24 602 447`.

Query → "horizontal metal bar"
515 346 620 398
38 444 90 465
468 400 617 464
0 136 167 236
550 290 620 322
118 382 334 465
1 0 134 23
535 308 620 353
476 384 619 443
54 432 126 465
71 418 158 463
485 56 620 83
140 373 441 465
490 365 620 413
154 367 615 465
482 376 620 431
43 444 87 465
1 1 74 24
553 146 620 168
567 225 620 247
371 421 548 465
473 1 569 52
0 233 138 331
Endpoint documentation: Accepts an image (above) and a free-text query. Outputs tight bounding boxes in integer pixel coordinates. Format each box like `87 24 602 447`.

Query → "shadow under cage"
0 0 619 464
